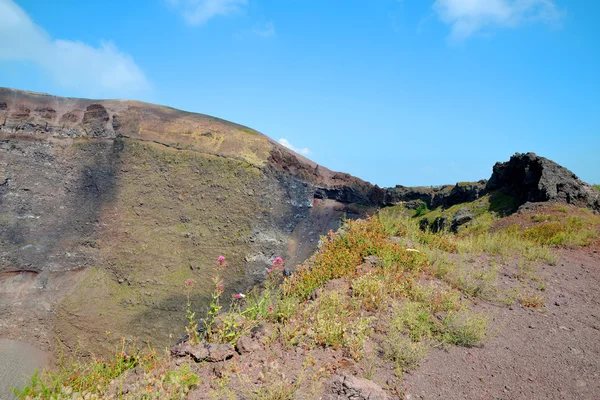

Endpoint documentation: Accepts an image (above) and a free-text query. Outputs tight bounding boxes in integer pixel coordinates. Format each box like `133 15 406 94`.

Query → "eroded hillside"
0 88 381 356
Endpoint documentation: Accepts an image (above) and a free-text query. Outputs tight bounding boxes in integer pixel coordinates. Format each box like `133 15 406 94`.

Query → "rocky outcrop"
486 152 599 211
383 181 487 209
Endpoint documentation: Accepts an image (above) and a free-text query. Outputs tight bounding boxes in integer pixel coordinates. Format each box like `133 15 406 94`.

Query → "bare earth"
402 248 600 400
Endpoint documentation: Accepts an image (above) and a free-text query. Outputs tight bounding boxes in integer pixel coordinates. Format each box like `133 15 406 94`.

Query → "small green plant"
352 273 385 311
383 334 428 372
344 316 372 361
414 202 430 217
441 310 487 346
518 293 544 308
593 184 600 193
12 339 157 398
184 279 201 345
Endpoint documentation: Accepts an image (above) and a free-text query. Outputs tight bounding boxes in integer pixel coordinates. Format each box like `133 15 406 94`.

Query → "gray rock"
189 344 210 362
235 335 261 354
363 255 382 267
325 373 388 400
206 343 235 362
170 342 192 358
451 207 474 232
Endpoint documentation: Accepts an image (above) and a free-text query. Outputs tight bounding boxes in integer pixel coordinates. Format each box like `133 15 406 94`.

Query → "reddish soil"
402 248 600 400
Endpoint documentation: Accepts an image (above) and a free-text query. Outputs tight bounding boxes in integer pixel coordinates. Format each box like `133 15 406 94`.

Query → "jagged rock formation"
486 152 599 211
0 88 381 355
383 181 487 209
385 153 599 214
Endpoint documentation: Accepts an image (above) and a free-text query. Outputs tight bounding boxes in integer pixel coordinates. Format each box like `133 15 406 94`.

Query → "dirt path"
402 249 600 400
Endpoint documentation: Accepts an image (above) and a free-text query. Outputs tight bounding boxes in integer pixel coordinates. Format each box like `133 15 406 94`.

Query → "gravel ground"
402 248 600 400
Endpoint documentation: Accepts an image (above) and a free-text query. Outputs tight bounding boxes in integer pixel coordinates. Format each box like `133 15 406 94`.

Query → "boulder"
235 334 261 354
189 345 210 362
451 208 474 232
206 343 236 362
325 373 388 400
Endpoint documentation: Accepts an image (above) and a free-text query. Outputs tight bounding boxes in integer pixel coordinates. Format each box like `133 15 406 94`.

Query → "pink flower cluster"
267 256 284 275
272 257 284 268
185 278 195 287
216 255 228 268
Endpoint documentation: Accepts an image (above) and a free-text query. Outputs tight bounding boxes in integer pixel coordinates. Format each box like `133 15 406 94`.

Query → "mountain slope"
0 87 381 356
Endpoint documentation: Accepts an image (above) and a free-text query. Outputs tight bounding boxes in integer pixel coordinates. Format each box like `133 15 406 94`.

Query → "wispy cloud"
278 138 312 156
252 21 276 38
236 21 276 39
166 0 248 25
0 0 148 97
433 0 563 42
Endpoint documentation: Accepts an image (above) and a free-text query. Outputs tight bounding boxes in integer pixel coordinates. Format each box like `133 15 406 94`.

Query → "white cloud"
167 0 248 25
0 0 148 96
433 0 562 42
278 138 312 156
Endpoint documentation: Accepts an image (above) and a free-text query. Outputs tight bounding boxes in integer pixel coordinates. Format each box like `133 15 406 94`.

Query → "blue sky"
1 0 598 187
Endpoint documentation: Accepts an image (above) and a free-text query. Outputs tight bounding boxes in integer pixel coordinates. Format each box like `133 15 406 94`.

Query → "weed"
352 273 385 311
441 310 487 346
12 339 160 399
184 279 201 345
383 334 428 372
519 293 544 308
393 301 436 342
414 202 430 217
344 316 373 361
284 217 426 299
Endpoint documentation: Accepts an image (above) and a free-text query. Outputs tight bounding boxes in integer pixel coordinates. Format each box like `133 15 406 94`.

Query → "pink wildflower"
234 293 246 299
185 279 194 287
216 255 227 267
272 257 284 268
269 306 274 313
218 283 224 291
266 268 272 275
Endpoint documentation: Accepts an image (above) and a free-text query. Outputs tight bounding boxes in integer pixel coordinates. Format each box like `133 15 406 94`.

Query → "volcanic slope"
0 88 382 356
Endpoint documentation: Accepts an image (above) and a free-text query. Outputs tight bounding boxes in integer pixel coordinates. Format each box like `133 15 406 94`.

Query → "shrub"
352 273 385 311
383 335 428 372
414 202 430 217
283 217 426 298
441 310 487 346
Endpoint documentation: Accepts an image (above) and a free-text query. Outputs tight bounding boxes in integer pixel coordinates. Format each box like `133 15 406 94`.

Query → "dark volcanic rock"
384 181 486 209
486 152 599 211
451 208 473 232
437 181 486 208
82 104 113 138
431 216 449 233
